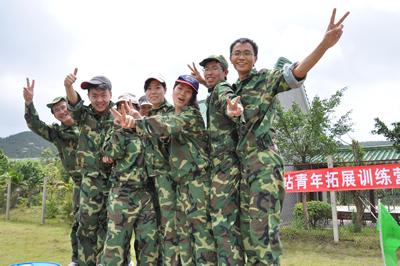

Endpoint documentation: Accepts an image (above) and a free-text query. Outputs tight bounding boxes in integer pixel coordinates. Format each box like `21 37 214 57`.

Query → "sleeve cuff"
283 62 307 89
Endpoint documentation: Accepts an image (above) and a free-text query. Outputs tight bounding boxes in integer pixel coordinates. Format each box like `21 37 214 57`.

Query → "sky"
1 0 399 144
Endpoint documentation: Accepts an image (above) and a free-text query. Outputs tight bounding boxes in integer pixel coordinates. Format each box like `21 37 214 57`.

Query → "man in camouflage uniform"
23 78 81 266
143 73 178 265
100 94 158 265
190 55 245 265
229 9 349 265
118 75 217 265
64 68 114 266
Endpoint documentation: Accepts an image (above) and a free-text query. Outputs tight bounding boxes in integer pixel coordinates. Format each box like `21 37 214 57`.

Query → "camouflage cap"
46 96 67 110
199 55 228 70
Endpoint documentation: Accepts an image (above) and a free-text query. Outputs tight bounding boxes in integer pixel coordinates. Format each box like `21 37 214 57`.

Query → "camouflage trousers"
101 180 158 266
177 171 217 266
70 179 81 263
211 155 244 266
153 171 180 266
239 148 285 266
77 175 110 266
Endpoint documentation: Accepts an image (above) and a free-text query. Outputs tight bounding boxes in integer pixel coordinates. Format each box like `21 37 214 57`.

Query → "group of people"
23 9 349 266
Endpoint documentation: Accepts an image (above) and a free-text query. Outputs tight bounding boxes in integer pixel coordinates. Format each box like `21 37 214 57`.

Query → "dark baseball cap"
176 75 199 93
81 75 112 90
199 55 229 69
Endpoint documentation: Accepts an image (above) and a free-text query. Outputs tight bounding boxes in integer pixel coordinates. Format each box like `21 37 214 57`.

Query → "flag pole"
378 199 385 266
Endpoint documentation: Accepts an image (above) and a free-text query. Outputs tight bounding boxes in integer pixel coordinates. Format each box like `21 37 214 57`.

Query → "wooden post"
6 178 11 221
328 155 339 242
41 175 48 225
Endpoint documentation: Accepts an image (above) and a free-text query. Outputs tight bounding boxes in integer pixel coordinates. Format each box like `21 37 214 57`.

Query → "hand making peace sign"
227 96 243 117
322 8 350 49
188 63 208 88
23 78 35 105
110 104 136 129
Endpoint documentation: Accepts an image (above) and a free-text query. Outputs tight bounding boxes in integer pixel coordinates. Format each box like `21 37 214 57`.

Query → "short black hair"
230 37 259 56
87 83 111 94
144 78 167 92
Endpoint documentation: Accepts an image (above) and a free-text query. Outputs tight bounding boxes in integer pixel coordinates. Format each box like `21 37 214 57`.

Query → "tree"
14 159 44 208
0 149 8 172
348 139 365 233
275 87 353 228
371 118 400 152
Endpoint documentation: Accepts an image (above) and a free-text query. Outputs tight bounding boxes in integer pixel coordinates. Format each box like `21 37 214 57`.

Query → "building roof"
309 141 400 164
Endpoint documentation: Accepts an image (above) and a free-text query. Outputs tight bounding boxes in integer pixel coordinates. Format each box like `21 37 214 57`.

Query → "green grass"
1 207 399 265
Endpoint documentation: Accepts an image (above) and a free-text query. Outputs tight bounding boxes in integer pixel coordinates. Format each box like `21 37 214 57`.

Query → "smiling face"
230 42 258 80
173 82 193 113
145 79 167 109
52 100 74 126
87 88 112 115
203 60 229 87
140 104 152 117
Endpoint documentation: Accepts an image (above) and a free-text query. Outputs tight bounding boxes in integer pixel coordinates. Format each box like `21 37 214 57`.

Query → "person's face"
140 104 152 117
117 101 127 113
87 88 112 115
230 42 258 77
173 83 193 110
145 80 166 108
52 101 74 125
203 61 229 87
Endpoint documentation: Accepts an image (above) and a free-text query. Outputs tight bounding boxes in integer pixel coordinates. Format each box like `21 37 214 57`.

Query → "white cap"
145 72 166 84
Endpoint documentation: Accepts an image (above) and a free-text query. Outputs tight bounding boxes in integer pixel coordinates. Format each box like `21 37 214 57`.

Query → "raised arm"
23 78 34 106
23 78 57 142
64 68 79 106
293 8 350 79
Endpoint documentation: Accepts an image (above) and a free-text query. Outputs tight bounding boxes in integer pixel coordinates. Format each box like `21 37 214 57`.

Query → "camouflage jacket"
143 100 175 177
24 102 81 180
102 124 147 186
205 80 244 160
67 92 114 178
136 105 210 183
233 64 305 155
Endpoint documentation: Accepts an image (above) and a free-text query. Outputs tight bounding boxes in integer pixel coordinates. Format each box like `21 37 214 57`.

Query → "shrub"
45 199 59 218
294 201 332 228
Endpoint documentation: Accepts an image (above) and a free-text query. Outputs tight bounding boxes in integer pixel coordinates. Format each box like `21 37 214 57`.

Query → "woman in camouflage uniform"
114 75 217 266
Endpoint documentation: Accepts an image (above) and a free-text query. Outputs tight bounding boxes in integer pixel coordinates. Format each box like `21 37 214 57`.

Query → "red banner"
285 164 400 193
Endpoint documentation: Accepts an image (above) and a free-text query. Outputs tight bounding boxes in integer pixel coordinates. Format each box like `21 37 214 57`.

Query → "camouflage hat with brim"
199 55 228 69
115 93 138 106
124 92 138 105
46 96 67 109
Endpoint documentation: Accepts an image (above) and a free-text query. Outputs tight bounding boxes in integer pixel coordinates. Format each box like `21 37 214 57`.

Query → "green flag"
377 201 400 266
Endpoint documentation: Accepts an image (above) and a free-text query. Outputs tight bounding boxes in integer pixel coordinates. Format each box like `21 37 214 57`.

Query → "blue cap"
176 75 199 93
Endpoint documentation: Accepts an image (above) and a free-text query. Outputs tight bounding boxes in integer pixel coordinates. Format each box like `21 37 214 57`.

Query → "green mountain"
0 131 57 159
